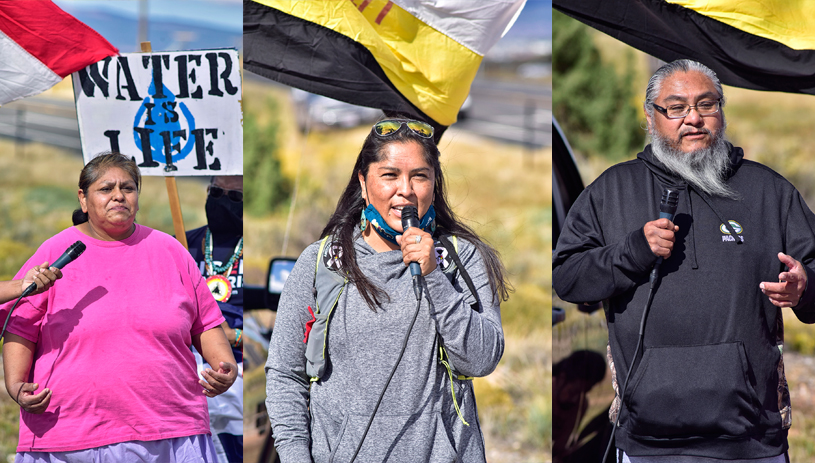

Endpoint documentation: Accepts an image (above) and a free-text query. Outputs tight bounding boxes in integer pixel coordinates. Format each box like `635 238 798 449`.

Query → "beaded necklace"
204 227 243 302
205 227 243 275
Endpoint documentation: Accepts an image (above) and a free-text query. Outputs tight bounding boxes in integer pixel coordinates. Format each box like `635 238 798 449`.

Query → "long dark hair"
321 118 511 310
72 152 142 225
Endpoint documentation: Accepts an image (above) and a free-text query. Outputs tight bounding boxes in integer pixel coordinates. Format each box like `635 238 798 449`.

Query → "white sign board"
72 49 242 176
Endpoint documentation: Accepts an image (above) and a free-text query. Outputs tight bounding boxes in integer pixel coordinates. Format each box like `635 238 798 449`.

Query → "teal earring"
360 208 368 231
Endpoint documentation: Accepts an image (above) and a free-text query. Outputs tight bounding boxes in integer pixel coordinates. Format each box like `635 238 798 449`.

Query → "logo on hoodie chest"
720 220 744 242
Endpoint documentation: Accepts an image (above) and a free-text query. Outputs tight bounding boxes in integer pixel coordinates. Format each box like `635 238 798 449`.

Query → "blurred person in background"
265 118 511 462
554 59 815 462
552 350 610 463
1 152 237 463
186 175 244 463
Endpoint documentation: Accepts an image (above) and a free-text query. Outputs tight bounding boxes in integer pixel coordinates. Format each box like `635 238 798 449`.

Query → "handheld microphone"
21 241 86 297
401 205 423 300
650 189 679 284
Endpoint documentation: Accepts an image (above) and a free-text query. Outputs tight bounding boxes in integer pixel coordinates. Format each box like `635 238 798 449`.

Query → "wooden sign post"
140 41 187 249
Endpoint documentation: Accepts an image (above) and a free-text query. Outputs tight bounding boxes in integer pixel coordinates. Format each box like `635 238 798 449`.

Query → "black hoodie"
553 144 815 459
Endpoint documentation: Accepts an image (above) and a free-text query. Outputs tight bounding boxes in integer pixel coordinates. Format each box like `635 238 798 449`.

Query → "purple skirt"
15 434 217 463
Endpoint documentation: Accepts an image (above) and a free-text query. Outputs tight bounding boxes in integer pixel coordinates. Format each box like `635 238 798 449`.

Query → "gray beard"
649 127 739 200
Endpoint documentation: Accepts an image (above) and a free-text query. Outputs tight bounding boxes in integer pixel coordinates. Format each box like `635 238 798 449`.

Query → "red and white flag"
0 0 118 106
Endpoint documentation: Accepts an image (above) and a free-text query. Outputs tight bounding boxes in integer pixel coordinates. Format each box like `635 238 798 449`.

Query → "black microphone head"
401 205 420 231
51 241 87 270
660 189 680 216
21 241 86 298
68 241 86 259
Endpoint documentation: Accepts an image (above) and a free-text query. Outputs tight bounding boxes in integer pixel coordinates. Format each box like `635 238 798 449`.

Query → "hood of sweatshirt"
635 142 745 269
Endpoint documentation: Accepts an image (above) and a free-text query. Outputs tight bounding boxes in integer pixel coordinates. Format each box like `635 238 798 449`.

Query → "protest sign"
72 49 242 176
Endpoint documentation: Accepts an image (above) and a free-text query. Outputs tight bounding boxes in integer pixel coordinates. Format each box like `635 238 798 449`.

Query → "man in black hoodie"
554 59 815 462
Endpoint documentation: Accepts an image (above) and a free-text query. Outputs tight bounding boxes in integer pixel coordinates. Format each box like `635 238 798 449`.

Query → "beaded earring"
360 208 368 231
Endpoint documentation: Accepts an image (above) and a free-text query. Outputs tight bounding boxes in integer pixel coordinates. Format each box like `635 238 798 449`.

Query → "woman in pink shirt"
1 153 237 463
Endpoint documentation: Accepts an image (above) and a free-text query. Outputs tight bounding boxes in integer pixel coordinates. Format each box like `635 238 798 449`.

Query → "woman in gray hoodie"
265 118 510 463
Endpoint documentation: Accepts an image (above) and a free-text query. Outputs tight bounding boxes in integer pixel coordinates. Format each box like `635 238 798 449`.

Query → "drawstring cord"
690 185 743 244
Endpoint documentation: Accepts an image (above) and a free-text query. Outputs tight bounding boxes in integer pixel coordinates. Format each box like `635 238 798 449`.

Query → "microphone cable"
601 278 659 463
350 207 427 462
349 278 425 463
1 295 25 341
4 278 47 339
601 188 678 463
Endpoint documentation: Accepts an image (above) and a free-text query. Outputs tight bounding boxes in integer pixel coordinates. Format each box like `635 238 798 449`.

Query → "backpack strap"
437 234 480 312
305 236 347 381
435 233 480 426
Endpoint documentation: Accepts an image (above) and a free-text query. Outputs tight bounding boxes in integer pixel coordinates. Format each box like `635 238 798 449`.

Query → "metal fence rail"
455 78 552 148
0 80 554 153
0 98 81 151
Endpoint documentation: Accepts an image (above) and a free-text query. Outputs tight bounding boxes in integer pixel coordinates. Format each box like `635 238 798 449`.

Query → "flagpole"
140 41 188 250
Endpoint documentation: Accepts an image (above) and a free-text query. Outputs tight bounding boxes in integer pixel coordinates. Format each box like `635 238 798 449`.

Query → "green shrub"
244 96 292 216
553 10 644 161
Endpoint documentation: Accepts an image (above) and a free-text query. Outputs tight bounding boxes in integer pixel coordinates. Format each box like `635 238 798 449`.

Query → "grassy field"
556 26 815 461
242 79 551 462
0 136 211 460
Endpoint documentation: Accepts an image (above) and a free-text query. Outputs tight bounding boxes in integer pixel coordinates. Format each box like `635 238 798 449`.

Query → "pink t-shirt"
1 225 225 452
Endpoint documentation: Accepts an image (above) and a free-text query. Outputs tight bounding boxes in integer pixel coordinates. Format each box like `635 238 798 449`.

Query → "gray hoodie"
265 234 504 463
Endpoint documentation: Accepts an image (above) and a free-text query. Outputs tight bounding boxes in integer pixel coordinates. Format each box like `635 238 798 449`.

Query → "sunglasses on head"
372 120 434 139
209 186 243 203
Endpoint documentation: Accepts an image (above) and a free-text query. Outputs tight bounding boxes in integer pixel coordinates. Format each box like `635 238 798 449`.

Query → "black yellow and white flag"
244 0 526 136
554 0 815 95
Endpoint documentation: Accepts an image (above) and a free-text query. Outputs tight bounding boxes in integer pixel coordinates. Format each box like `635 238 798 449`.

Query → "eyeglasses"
208 186 243 202
372 120 434 139
652 99 721 119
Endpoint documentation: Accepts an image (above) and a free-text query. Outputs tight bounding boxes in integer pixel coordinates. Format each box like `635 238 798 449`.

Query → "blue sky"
51 0 548 54
53 0 242 33
54 0 548 39
53 0 242 53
